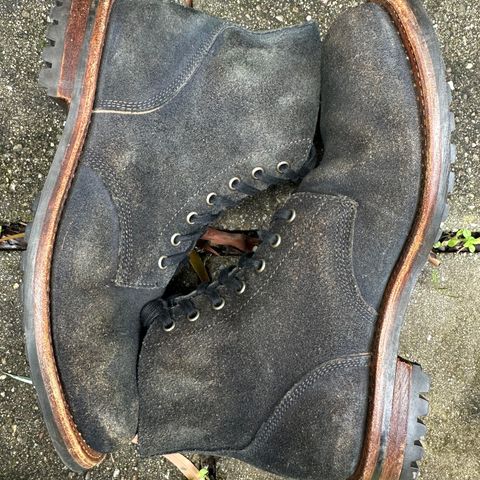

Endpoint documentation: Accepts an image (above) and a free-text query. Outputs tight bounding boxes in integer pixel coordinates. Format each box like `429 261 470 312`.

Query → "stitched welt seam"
246 354 371 452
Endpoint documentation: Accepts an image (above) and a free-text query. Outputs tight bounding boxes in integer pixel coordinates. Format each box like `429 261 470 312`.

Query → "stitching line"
330 196 378 319
247 355 370 452
41 0 116 461
95 23 229 112
86 139 311 288
386 5 428 157
85 154 134 285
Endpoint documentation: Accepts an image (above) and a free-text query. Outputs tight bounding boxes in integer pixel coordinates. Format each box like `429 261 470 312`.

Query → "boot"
137 1 454 479
23 0 321 471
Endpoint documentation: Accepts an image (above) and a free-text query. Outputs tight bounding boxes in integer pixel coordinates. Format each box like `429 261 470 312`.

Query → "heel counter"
241 354 371 480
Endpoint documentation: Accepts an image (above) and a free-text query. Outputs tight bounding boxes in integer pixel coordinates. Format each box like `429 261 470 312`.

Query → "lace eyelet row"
206 192 217 205
228 177 240 190
286 209 296 223
171 233 181 246
236 280 246 294
158 162 294 269
251 167 264 179
187 212 197 225
163 321 175 332
213 298 225 311
256 259 266 273
270 234 281 248
188 310 200 322
160 207 297 332
203 162 290 207
158 255 168 270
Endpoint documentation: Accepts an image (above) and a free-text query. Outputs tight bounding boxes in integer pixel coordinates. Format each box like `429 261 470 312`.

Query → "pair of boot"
24 1 454 478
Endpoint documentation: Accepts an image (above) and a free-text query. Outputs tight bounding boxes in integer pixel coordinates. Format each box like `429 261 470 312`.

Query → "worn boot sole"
39 0 91 105
352 1 454 479
23 0 116 472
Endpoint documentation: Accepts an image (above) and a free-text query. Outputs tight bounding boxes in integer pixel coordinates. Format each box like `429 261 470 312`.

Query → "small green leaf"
433 241 442 249
469 244 476 253
198 468 209 480
461 229 472 239
447 238 460 248
472 237 480 245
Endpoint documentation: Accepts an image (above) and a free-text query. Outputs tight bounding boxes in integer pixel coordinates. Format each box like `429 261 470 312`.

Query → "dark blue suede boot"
137 1 454 479
23 0 321 471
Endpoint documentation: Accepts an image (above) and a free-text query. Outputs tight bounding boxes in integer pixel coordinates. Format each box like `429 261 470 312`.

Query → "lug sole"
39 0 91 105
23 0 116 472
351 0 454 479
380 359 430 480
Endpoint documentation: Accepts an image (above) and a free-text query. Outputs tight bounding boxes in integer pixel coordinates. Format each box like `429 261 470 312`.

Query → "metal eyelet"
270 234 282 248
229 177 240 190
187 310 200 322
186 212 198 225
206 193 217 206
277 161 290 173
251 167 264 180
236 281 246 294
158 256 168 270
171 233 181 246
163 321 175 332
287 209 296 223
213 298 225 311
256 259 266 273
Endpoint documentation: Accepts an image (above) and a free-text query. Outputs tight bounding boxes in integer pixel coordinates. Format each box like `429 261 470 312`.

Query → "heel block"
39 0 91 104
380 358 430 480
400 363 430 480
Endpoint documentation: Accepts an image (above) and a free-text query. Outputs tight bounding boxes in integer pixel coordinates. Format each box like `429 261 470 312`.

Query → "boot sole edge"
351 0 453 479
23 0 115 472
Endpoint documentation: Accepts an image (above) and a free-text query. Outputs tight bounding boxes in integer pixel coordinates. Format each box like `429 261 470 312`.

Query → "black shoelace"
157 146 317 271
141 206 296 332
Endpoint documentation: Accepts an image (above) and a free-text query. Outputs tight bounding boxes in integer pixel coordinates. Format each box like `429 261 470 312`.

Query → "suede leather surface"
237 354 371 480
137 3 425 478
90 0 321 289
51 165 153 451
138 193 376 480
300 3 422 309
51 0 321 453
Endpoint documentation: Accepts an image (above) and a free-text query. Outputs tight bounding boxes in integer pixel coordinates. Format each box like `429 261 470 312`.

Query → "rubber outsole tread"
39 0 72 98
400 364 430 480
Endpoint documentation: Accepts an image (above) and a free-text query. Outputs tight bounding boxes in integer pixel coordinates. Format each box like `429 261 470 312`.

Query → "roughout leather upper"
137 3 423 479
300 2 422 309
139 193 376 480
51 0 321 452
